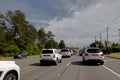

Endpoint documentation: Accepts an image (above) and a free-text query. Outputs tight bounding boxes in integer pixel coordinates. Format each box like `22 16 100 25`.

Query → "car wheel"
54 60 58 65
40 61 44 66
59 60 62 63
100 62 104 65
4 73 17 80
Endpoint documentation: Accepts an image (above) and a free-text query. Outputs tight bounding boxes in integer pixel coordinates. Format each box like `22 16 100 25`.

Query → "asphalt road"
12 55 120 80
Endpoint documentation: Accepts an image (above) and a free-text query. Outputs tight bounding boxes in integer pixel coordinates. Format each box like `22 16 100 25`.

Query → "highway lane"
12 55 120 80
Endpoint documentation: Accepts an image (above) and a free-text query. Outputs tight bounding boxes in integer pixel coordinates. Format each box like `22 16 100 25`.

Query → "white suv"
82 47 104 65
0 61 20 80
61 49 71 57
40 49 62 65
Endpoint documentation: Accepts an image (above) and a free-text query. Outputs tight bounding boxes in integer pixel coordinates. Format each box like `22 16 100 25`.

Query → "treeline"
90 41 120 53
0 10 66 57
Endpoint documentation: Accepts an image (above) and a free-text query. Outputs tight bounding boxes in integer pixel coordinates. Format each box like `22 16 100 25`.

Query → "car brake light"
100 53 104 56
85 53 89 56
53 54 56 58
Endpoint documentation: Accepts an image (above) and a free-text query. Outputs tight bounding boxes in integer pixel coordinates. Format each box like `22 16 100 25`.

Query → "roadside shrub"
26 43 39 55
3 41 20 57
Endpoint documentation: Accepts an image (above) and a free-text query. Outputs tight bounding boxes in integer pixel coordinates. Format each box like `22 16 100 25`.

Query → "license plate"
92 54 98 56
44 55 50 56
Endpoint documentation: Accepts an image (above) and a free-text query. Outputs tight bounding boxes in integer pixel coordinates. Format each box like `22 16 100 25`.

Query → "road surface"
11 55 120 80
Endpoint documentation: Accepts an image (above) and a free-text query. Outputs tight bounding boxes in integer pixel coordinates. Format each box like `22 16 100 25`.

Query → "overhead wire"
97 11 120 43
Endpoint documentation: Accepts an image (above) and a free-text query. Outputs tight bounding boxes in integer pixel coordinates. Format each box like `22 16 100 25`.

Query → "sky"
0 0 120 47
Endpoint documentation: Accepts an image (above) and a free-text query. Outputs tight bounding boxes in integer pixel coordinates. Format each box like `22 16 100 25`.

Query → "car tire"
59 60 62 63
4 73 17 80
40 61 44 66
54 60 58 65
82 61 87 65
100 62 104 65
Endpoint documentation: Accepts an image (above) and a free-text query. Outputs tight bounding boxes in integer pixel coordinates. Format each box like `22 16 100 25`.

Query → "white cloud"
1 0 120 47
46 0 120 47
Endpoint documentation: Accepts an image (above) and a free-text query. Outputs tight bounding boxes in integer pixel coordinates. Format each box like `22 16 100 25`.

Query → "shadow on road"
30 62 57 66
30 62 41 66
71 61 83 65
71 61 100 66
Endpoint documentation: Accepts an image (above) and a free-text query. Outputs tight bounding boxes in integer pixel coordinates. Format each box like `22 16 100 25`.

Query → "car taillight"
53 54 56 58
100 53 104 56
85 53 89 56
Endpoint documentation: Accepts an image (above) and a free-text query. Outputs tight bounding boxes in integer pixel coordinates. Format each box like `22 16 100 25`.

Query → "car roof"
42 49 57 50
86 47 100 49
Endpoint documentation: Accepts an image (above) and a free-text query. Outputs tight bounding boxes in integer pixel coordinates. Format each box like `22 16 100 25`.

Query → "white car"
61 49 71 57
82 47 104 65
40 49 62 65
0 61 20 80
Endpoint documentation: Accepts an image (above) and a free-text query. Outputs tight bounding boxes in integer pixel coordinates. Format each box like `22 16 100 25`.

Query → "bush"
26 43 39 55
3 41 20 57
112 46 120 53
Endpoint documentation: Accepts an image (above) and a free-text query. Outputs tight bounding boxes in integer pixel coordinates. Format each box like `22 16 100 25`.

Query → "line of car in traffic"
39 47 105 66
0 47 104 80
40 48 75 66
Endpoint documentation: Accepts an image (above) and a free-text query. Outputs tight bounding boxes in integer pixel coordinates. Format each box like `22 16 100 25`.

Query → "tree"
90 41 105 49
0 10 59 56
0 13 7 54
47 31 55 40
111 42 120 52
37 27 47 45
59 40 66 49
45 39 58 49
6 10 37 50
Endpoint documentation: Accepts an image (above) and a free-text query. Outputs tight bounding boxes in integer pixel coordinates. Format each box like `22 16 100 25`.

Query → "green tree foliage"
37 27 47 45
90 41 105 49
45 39 59 49
0 13 7 54
25 43 39 55
47 31 55 40
0 10 59 56
59 40 66 49
5 10 37 49
111 43 120 52
4 41 20 57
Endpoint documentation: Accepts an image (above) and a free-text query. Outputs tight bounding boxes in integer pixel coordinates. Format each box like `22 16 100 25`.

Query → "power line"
107 14 120 28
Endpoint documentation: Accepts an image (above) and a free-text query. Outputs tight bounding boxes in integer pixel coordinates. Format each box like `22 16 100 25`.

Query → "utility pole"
106 27 109 49
100 33 102 48
118 29 120 52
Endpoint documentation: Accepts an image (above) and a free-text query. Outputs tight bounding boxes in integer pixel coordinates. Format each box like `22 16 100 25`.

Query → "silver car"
61 49 71 57
82 47 104 65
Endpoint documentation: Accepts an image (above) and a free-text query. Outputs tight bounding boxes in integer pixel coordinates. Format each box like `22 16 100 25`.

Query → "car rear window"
61 49 69 52
42 50 53 54
87 49 101 53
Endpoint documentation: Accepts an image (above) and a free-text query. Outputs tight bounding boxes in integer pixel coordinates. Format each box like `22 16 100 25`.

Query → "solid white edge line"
103 65 120 78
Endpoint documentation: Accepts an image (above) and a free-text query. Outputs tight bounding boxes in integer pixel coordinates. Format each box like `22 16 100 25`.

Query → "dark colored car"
14 51 28 59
